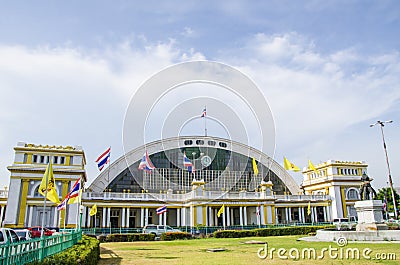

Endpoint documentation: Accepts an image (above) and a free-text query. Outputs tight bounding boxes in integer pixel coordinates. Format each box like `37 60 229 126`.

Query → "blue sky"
1 1 400 189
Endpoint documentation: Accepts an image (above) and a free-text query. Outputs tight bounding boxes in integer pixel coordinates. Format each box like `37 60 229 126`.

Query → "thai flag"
138 150 155 171
67 178 81 199
201 107 206 118
183 152 194 173
57 197 68 211
156 205 167 215
96 147 111 171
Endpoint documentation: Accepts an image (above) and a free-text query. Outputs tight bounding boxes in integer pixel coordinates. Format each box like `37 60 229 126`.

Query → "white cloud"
0 41 205 186
222 33 400 187
181 27 196 38
1 32 399 190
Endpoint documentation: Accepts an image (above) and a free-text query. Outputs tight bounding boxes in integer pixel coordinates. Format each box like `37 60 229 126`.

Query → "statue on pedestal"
359 173 377 200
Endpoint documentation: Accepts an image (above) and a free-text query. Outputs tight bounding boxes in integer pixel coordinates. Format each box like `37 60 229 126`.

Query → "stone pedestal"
355 200 388 231
260 180 273 198
191 179 205 197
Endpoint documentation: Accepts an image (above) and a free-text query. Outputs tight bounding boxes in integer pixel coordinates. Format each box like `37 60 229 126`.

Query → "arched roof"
88 136 301 194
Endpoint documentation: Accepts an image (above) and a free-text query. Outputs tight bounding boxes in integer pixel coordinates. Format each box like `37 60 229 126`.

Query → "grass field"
98 236 400 265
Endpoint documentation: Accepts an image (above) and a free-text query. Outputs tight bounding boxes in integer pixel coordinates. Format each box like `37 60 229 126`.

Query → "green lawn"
98 236 400 265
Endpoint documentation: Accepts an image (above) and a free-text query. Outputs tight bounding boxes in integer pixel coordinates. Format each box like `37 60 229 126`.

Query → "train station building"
2 137 367 229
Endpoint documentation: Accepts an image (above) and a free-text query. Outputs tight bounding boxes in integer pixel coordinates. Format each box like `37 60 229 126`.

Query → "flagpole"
40 158 51 238
204 106 207 137
107 147 111 193
63 210 66 230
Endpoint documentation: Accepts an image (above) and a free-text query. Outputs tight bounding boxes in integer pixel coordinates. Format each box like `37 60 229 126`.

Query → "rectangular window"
60 156 65 165
33 155 38 163
40 156 45 163
23 154 28 163
53 156 58 164
70 156 74 165
45 156 50 164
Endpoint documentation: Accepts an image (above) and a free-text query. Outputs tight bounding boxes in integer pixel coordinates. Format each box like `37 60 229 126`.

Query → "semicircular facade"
89 136 301 195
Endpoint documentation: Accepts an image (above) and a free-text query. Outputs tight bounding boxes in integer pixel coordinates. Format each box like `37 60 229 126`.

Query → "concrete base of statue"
299 200 400 242
354 200 388 231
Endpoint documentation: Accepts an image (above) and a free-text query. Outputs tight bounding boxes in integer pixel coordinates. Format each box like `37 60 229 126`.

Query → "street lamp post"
370 120 398 219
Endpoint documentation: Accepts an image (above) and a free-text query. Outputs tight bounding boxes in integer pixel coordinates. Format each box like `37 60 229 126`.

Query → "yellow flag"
308 160 318 174
252 158 258 176
283 157 300 172
217 205 225 217
307 201 311 215
39 162 60 204
89 204 97 216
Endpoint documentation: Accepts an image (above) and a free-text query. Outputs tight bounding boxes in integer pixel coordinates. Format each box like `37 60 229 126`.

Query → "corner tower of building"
5 142 86 228
301 160 367 220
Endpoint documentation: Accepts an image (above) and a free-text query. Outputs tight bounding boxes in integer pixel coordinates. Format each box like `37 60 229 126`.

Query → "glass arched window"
347 188 359 200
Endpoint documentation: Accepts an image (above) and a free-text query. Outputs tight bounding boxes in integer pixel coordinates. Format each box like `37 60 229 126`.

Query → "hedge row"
213 225 334 238
104 233 155 242
30 235 100 265
160 232 193 241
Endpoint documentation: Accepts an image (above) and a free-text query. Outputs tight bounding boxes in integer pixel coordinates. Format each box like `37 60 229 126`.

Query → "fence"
0 230 82 265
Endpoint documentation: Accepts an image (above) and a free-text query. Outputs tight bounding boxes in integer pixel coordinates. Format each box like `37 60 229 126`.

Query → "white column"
205 206 208 226
284 208 289 223
313 207 318 223
190 205 194 226
260 205 264 225
107 207 111 227
222 210 226 227
323 206 327 222
267 206 273 224
288 208 292 223
163 212 167 226
28 206 33 227
87 208 91 228
140 208 144 227
145 208 149 226
239 206 243 226
243 207 247 226
126 208 130 228
226 207 230 226
209 207 213 226
53 207 58 227
177 208 180 227
102 207 106 227
229 206 235 225
275 207 279 224
327 206 332 221
82 206 87 228
121 208 126 228
181 208 186 226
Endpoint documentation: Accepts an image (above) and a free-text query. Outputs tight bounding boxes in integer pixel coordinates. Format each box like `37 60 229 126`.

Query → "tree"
376 187 400 218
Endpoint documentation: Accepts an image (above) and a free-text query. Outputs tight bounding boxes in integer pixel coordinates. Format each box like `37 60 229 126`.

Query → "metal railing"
82 191 331 202
82 227 143 235
0 230 82 265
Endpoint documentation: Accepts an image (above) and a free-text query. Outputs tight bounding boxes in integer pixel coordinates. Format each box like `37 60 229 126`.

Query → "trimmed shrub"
30 235 100 265
213 225 334 238
160 232 193 241
105 233 155 242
